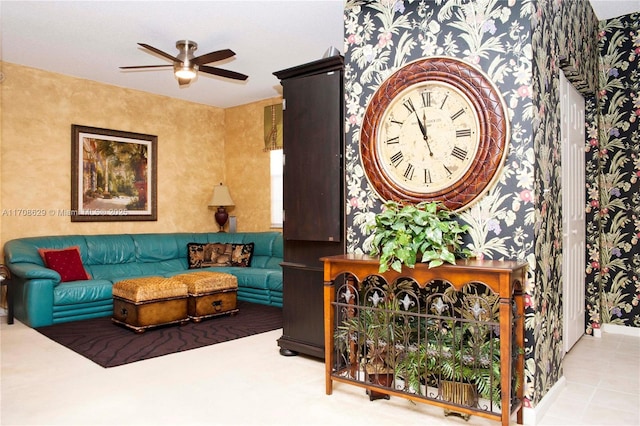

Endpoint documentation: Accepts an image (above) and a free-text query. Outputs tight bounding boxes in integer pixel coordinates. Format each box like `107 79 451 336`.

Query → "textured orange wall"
0 62 247 250
224 97 281 232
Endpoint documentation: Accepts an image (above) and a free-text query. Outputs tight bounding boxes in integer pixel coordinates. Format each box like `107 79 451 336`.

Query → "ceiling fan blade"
192 49 235 66
199 65 248 81
138 43 179 62
120 65 173 69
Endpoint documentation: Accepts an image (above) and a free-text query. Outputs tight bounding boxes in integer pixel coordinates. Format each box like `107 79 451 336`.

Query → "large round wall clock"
360 56 509 211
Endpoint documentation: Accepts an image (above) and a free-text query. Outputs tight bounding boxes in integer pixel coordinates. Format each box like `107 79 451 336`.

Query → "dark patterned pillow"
231 243 254 267
187 242 233 268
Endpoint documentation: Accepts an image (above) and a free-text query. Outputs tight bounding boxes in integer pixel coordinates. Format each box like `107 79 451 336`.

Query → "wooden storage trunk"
112 276 189 333
173 271 239 322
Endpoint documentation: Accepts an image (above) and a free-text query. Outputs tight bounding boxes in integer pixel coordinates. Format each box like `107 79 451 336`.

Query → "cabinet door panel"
278 265 325 358
282 71 342 242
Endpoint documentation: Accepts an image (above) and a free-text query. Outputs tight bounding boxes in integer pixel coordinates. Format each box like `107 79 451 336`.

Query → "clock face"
360 56 509 211
377 81 480 193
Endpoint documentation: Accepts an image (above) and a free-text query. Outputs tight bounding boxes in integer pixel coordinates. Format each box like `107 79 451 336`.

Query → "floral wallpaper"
587 12 640 330
343 0 603 408
558 1 599 95
529 0 563 407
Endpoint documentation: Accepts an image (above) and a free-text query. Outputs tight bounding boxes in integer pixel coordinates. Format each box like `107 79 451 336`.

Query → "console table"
321 254 526 425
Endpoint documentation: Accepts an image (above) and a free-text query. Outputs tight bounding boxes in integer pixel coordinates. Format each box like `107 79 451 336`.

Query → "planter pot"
365 364 393 401
441 380 477 420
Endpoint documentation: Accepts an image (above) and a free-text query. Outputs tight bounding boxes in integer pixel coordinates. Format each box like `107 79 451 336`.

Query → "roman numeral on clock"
390 151 403 167
403 163 414 180
451 146 467 161
440 94 449 109
386 136 400 144
422 91 432 107
456 129 472 138
424 169 432 184
403 98 416 114
450 109 465 121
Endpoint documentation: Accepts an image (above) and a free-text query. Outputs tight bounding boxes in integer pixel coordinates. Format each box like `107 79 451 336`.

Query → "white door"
560 71 586 354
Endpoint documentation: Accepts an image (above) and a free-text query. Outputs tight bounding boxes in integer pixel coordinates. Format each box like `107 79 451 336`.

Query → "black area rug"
35 301 282 368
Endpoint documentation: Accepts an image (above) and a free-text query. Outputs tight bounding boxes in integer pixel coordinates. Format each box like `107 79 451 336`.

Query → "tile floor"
1 314 638 425
537 332 639 425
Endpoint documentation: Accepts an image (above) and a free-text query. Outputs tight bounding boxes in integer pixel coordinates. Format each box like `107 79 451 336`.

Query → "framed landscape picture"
71 125 157 222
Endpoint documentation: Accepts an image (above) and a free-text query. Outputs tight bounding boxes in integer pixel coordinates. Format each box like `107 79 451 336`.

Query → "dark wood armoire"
273 55 345 359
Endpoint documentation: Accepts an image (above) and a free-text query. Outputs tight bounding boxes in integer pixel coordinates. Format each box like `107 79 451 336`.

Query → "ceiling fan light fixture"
174 64 197 80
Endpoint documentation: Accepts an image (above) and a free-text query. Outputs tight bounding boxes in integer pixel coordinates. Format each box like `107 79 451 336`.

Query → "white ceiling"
0 1 345 108
1 1 638 109
589 0 640 20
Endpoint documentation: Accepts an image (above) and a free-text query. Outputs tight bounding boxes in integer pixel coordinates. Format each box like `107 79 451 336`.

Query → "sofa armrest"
7 265 59 327
8 262 61 283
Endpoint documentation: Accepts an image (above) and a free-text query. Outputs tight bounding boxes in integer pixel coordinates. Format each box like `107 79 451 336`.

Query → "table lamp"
209 183 235 232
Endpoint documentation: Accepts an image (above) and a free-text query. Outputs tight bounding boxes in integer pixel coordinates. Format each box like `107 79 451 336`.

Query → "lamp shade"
209 184 235 207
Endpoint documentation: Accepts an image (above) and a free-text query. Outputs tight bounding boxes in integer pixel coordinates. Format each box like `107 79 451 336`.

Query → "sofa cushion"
4 236 89 266
138 259 186 276
246 232 276 256
202 267 274 290
266 271 283 292
38 246 91 282
85 263 144 281
205 233 244 244
53 279 113 305
86 234 136 265
133 234 181 262
265 233 284 269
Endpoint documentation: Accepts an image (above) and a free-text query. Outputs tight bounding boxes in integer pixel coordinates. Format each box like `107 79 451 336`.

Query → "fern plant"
439 328 502 406
394 317 506 406
334 298 403 374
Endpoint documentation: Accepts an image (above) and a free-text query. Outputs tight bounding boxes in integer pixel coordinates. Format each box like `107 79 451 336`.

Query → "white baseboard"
522 376 566 425
602 323 640 337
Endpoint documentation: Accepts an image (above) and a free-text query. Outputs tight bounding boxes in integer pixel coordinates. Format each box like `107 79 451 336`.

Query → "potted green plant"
439 324 502 408
393 324 503 411
366 201 471 273
394 341 429 395
394 288 510 412
334 296 403 400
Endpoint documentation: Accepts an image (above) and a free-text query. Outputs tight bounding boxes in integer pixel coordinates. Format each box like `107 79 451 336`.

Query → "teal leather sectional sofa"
3 232 283 328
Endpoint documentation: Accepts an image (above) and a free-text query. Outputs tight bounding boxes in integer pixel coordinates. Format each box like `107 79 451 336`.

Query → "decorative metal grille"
331 275 520 416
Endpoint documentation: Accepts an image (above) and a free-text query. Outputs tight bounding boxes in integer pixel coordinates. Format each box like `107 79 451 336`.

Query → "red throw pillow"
38 246 91 282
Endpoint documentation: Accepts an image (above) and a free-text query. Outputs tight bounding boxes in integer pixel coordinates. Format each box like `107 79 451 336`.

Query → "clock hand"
411 106 428 141
422 110 434 157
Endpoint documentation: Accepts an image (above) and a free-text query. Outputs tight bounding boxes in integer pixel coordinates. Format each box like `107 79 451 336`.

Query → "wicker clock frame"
360 56 509 211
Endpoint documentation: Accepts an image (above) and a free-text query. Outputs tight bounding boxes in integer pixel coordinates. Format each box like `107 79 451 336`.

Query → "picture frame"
71 124 157 222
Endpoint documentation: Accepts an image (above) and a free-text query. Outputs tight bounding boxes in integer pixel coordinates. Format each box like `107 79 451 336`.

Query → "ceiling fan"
120 40 248 86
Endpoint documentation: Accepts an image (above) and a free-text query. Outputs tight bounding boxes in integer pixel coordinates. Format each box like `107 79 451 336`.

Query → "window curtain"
264 103 283 151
